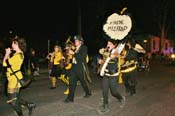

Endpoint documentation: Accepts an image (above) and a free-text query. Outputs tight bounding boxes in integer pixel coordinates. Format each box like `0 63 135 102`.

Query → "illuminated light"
144 40 148 43
171 54 175 59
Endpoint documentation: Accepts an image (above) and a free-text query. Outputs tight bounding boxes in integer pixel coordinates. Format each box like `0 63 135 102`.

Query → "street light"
171 54 175 60
144 39 148 43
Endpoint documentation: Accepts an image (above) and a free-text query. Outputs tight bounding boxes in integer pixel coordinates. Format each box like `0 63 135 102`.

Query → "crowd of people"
1 34 146 115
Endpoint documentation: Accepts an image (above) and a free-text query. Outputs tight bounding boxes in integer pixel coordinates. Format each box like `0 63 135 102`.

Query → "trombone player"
59 37 74 94
64 35 91 103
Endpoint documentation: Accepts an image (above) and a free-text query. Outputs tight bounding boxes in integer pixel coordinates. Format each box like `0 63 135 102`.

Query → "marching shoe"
28 103 36 115
119 96 126 108
16 112 24 116
64 98 73 103
49 87 56 89
100 104 110 113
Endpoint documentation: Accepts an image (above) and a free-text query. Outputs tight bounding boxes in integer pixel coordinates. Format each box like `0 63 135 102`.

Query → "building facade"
150 36 174 55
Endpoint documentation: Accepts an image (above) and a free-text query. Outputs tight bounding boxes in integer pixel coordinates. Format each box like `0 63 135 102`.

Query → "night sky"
0 0 175 54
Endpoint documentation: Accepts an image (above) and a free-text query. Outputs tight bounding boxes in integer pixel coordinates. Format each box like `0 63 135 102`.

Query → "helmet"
74 35 84 41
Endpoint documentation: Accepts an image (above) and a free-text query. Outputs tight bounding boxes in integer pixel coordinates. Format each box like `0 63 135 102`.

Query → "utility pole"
78 0 81 36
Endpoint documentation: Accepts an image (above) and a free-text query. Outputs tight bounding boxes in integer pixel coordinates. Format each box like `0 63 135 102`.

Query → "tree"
152 0 172 54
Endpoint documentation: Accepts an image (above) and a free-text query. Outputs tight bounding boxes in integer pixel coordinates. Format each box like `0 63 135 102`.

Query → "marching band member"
3 37 36 116
64 35 91 103
121 39 145 96
46 52 53 79
48 45 63 89
98 39 125 113
29 48 40 77
59 43 74 94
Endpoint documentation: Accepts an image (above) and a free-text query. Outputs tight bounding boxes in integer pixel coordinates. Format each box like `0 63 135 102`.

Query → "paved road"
1 63 175 116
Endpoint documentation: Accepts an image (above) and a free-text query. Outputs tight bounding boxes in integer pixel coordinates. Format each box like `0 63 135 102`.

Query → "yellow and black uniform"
121 47 138 96
49 51 63 89
3 52 24 92
59 53 73 94
64 44 91 103
101 50 125 113
3 52 36 116
60 50 90 94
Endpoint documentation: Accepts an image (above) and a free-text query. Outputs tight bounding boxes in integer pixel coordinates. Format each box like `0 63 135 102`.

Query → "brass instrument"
63 36 75 70
65 36 74 46
117 48 127 84
120 47 137 73
65 36 75 50
97 47 110 74
120 49 127 65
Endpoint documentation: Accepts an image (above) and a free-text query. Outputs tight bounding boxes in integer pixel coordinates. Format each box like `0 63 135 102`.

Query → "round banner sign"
103 13 132 40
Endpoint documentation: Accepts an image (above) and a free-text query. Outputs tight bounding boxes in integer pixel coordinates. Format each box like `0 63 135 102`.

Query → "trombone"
65 36 73 45
65 36 75 50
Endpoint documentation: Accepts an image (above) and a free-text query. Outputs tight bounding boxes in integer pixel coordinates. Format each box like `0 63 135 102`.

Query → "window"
165 42 168 50
153 40 156 50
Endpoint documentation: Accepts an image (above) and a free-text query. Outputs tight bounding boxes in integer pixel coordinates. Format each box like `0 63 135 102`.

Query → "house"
150 36 174 55
134 35 174 59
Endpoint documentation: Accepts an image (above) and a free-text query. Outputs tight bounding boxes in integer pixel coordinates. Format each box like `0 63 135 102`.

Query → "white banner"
103 13 132 40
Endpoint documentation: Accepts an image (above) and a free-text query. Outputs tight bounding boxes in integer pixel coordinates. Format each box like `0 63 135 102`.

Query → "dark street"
0 0 175 116
1 63 175 116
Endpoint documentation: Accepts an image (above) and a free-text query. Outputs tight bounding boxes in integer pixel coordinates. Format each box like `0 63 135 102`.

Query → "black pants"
7 89 33 116
50 65 62 77
67 66 91 101
122 69 137 94
62 68 71 78
102 75 123 105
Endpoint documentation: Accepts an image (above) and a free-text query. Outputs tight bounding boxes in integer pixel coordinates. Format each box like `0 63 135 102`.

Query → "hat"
74 35 84 41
